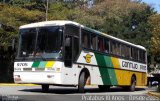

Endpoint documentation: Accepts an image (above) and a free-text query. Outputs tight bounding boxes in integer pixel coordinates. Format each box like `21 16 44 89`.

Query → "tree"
149 14 160 62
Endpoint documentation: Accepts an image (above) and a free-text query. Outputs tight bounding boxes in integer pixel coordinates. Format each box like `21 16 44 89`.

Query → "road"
0 85 159 101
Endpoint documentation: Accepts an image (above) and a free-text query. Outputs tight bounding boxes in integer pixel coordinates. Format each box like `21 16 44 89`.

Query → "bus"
14 20 147 93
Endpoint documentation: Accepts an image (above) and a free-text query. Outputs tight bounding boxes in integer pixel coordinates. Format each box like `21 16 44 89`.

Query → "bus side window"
131 47 133 59
121 44 125 57
134 48 138 61
139 50 145 63
104 38 109 53
82 30 90 49
98 37 104 52
116 43 120 56
91 34 97 50
125 46 130 58
111 41 116 55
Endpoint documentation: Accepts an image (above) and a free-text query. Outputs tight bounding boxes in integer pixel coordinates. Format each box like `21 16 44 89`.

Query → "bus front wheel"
78 72 86 93
42 84 49 93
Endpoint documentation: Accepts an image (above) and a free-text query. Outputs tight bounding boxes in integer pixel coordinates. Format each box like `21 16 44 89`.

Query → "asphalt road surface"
0 85 159 101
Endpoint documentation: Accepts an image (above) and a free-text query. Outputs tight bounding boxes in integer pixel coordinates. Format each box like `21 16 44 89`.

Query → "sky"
141 0 160 13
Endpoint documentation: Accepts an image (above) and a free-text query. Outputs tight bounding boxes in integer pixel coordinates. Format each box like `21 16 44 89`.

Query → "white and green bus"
14 20 147 93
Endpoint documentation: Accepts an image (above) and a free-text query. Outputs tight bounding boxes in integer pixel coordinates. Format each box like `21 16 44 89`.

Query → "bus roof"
19 20 146 50
19 20 81 29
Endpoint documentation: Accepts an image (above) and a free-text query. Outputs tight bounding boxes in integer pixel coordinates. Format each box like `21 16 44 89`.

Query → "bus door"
64 35 73 67
63 35 79 84
63 24 80 84
64 35 79 67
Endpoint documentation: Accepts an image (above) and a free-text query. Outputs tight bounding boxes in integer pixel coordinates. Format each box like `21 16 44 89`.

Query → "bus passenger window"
82 30 90 49
131 48 138 61
139 50 145 62
125 46 130 58
116 43 120 55
131 47 133 59
121 44 125 57
91 34 96 50
111 41 116 55
104 39 109 53
98 37 104 52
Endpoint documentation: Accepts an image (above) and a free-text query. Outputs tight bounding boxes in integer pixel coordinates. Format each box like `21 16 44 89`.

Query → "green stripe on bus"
105 56 118 85
104 56 113 67
95 53 111 85
95 53 118 85
32 61 40 68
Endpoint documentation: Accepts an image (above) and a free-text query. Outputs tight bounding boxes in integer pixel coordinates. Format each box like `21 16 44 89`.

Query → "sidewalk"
148 91 160 98
0 83 38 86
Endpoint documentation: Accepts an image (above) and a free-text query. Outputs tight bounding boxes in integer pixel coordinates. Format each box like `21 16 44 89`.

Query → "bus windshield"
18 26 63 59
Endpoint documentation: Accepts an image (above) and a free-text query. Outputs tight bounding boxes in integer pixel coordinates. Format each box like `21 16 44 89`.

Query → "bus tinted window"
104 38 109 53
121 44 130 58
125 46 130 58
82 30 90 49
139 50 146 62
131 47 138 60
116 43 121 56
110 41 120 55
111 41 116 54
91 34 97 50
65 25 79 37
121 44 125 57
98 37 104 52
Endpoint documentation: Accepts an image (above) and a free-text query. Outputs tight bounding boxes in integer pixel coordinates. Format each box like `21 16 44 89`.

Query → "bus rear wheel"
123 76 136 92
42 84 49 93
130 76 136 92
78 72 86 93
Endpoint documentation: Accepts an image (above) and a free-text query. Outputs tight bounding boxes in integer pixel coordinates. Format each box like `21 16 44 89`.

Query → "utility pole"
45 0 49 21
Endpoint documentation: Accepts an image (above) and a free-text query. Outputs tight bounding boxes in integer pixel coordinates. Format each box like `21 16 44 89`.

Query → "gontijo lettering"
122 61 138 69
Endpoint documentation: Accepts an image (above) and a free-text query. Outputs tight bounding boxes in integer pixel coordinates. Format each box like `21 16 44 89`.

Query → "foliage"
0 0 159 82
0 3 45 48
149 14 160 60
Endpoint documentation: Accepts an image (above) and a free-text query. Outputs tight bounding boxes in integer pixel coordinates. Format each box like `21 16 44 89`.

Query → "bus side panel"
94 53 147 86
62 64 83 85
75 51 147 86
90 66 104 85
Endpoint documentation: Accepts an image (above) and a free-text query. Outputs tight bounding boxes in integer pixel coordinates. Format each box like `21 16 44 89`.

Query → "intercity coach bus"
14 20 147 93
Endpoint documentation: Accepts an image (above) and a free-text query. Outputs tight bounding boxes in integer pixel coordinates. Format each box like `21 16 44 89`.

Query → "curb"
0 83 38 86
148 91 160 98
0 83 96 87
136 86 148 88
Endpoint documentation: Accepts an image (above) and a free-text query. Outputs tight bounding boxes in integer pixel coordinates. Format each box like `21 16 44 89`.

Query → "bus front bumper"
13 72 62 84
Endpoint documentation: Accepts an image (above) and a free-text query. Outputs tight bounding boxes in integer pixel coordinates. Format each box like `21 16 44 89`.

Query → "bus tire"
123 76 136 92
42 84 49 93
78 71 86 93
98 85 110 91
129 76 136 92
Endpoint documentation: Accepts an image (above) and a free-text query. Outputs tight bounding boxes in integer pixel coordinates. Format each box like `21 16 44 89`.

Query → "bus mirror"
65 37 71 47
11 38 16 50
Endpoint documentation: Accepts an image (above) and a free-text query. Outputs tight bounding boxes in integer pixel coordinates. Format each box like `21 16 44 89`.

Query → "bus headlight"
56 68 61 72
14 75 21 81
